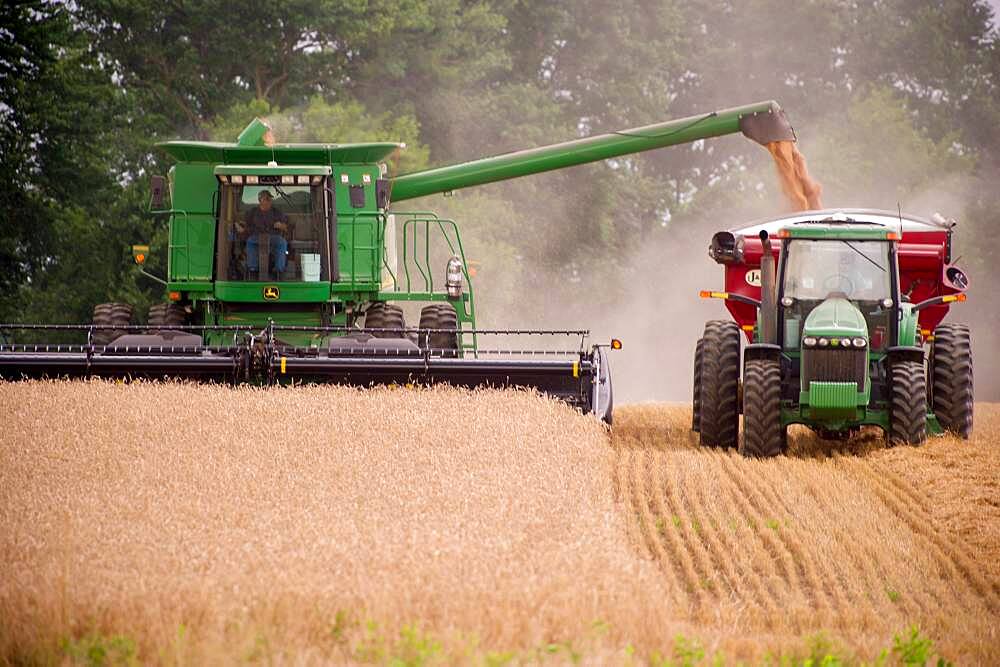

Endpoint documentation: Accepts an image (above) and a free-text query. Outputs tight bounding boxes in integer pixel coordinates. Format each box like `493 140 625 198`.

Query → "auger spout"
389 100 794 202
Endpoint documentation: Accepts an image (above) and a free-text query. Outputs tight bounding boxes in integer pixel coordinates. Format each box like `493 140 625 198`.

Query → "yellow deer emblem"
262 286 280 301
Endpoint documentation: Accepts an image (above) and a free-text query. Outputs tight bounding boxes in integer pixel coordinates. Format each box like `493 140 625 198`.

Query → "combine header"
695 209 972 454
1 101 798 422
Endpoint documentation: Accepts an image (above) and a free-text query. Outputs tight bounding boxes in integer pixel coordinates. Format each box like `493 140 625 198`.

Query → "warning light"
131 244 150 265
886 232 899 240
611 338 623 350
168 291 181 301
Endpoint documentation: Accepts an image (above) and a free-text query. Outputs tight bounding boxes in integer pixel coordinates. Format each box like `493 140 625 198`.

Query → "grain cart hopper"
694 210 971 455
1 101 798 422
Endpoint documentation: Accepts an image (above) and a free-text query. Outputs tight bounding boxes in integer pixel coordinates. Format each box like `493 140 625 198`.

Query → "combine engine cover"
708 209 969 341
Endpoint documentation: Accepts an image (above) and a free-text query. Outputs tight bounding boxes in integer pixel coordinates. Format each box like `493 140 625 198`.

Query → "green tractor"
2 102 800 420
695 210 973 455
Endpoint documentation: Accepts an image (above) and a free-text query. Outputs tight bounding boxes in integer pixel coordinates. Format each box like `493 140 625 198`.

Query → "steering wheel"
822 273 855 295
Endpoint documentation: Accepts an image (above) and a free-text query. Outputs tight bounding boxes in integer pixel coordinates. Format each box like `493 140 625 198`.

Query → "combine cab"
2 101 801 422
696 209 972 454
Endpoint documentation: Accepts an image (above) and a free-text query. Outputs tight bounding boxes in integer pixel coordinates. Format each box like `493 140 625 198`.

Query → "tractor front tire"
692 338 704 432
739 358 785 458
365 303 406 338
698 320 740 448
92 302 133 345
419 304 459 356
931 324 973 438
889 360 927 446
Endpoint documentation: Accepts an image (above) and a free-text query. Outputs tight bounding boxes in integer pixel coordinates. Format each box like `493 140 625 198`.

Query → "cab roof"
731 208 951 239
158 141 403 165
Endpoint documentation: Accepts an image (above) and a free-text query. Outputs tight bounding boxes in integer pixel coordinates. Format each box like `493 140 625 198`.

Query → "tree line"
3 0 997 347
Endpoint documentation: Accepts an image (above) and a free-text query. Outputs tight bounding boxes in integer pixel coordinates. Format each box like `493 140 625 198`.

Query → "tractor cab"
214 165 334 283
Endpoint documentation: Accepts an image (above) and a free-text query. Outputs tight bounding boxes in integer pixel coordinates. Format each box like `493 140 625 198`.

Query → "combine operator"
238 190 289 278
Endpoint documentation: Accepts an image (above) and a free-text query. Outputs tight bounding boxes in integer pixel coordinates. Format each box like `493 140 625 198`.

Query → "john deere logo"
263 286 280 301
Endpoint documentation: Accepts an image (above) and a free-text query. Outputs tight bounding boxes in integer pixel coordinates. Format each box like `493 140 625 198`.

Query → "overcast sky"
990 0 1000 25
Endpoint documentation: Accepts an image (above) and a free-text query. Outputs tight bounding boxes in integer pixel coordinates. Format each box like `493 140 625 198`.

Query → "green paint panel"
215 282 331 303
809 381 859 409
803 298 868 338
782 226 895 241
168 163 217 282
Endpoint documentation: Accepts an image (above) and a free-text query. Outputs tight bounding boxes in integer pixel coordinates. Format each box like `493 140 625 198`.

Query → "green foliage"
60 632 138 666
808 88 975 208
3 0 999 399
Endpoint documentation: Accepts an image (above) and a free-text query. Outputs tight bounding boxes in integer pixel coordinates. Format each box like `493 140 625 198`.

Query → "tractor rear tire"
698 320 741 448
889 360 927 446
92 302 133 345
930 324 973 438
147 303 186 329
692 338 704 432
739 358 785 458
419 304 459 356
364 302 406 338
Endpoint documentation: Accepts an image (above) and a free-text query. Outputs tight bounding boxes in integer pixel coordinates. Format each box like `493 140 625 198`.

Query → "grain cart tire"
739 358 785 458
889 360 927 446
930 324 973 438
692 338 704 432
699 320 741 448
419 304 459 357
92 302 133 345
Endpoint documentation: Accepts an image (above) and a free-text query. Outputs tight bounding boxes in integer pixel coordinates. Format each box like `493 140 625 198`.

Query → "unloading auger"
0 101 796 423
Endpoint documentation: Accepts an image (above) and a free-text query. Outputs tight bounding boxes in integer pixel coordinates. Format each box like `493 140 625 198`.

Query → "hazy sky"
990 0 1000 24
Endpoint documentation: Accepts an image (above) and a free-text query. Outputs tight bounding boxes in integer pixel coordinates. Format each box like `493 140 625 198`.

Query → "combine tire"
692 338 703 432
889 360 927 446
419 304 459 356
739 358 785 458
930 324 973 438
147 303 186 329
698 320 740 448
92 302 133 345
364 302 406 338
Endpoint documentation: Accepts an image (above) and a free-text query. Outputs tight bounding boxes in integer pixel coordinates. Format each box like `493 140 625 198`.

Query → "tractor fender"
743 343 782 365
886 346 925 365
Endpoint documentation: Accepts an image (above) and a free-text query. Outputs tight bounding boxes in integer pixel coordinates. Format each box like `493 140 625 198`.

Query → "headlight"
852 337 867 348
803 336 817 347
445 255 464 298
246 175 258 184
781 296 794 307
281 175 295 184
818 338 830 347
881 298 893 308
840 338 852 347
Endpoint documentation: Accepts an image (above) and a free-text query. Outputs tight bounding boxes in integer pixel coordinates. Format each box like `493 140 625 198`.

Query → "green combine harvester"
1 101 797 421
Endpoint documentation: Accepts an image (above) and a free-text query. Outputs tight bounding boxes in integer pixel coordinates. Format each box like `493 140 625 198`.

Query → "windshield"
216 182 331 282
781 239 894 350
783 239 890 301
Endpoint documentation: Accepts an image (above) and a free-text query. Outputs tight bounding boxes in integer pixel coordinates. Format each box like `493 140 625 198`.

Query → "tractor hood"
802 298 868 338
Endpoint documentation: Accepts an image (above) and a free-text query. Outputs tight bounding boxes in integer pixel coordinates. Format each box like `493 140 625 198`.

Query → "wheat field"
0 380 997 664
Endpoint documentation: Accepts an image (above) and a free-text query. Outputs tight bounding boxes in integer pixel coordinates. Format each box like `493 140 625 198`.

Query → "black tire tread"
739 359 785 458
890 360 927 446
699 320 741 448
931 323 973 438
692 338 704 432
92 302 133 345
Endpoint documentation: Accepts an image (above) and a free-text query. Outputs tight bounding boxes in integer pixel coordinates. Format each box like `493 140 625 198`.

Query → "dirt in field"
0 381 997 664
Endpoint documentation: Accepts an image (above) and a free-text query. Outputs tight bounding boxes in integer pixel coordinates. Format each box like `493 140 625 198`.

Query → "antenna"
896 202 904 238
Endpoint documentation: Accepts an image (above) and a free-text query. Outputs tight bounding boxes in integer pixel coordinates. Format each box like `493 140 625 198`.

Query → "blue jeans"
246 234 288 272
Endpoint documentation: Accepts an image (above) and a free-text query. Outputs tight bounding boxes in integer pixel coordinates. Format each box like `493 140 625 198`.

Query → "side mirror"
150 175 167 210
